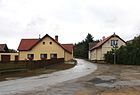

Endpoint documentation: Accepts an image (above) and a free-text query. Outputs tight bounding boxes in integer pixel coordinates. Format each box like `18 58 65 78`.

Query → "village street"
0 59 140 95
46 63 140 95
0 59 97 95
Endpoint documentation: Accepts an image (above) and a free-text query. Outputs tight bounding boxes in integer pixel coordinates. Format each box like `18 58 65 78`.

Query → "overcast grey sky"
0 0 140 49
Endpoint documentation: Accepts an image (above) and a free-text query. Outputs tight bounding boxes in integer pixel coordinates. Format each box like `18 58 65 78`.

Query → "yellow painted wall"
90 49 96 60
96 47 102 60
102 37 125 49
0 53 18 61
90 37 125 61
19 36 70 61
64 51 73 61
90 47 102 60
101 37 125 60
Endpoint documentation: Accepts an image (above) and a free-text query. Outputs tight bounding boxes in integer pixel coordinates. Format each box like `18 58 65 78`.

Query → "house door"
15 55 19 61
1 55 10 62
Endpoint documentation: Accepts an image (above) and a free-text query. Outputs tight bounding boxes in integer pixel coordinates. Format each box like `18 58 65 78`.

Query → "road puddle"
89 75 140 88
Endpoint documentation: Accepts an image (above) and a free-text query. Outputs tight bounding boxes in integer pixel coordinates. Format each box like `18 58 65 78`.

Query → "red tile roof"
18 39 39 51
62 44 74 53
18 34 73 54
90 33 126 51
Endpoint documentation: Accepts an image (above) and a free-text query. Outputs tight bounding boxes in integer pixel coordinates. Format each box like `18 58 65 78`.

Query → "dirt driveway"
46 63 140 95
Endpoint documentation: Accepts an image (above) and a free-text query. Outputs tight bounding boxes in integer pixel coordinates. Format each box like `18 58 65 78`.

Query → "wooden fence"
25 58 64 69
0 58 64 71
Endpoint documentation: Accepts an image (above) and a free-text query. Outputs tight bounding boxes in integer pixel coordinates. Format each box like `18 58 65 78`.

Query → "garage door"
1 55 10 62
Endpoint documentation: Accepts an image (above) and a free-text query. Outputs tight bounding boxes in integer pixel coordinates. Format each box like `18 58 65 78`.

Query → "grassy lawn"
0 62 76 82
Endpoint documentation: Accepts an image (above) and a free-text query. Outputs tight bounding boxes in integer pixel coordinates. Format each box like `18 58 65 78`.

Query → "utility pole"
114 50 116 64
113 45 117 64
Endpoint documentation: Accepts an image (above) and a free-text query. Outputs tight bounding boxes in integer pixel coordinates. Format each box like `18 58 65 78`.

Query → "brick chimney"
55 35 58 41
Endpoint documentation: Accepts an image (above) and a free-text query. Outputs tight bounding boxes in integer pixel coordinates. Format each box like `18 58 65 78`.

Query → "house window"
27 54 34 60
50 42 52 45
40 54 47 60
111 40 118 46
50 54 57 59
43 42 45 45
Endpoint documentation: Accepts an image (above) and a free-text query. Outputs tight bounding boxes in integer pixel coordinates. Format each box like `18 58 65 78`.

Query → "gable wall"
101 36 125 60
90 36 126 61
64 51 73 61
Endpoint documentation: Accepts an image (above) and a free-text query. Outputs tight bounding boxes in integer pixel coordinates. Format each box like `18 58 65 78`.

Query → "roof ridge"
62 43 73 45
21 38 39 40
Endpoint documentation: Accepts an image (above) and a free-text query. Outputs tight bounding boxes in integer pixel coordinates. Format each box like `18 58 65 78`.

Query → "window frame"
43 42 45 45
50 53 57 59
27 54 34 60
111 40 118 46
40 54 47 60
50 42 52 45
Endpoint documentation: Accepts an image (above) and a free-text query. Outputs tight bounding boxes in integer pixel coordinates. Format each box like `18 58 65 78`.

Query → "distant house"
0 44 18 62
89 33 126 62
18 34 73 61
0 44 9 53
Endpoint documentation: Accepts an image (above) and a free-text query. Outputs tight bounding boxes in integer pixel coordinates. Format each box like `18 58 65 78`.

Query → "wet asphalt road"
0 59 97 95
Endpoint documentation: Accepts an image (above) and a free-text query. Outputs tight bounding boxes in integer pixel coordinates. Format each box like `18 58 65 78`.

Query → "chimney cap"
55 35 58 41
39 34 41 39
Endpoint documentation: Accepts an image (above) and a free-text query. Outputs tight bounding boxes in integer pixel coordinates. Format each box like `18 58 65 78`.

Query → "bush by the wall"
105 35 140 65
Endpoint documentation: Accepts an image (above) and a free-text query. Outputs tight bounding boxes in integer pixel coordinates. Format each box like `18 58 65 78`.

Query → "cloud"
0 0 140 49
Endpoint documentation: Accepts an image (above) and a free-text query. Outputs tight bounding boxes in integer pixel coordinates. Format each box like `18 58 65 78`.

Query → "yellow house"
0 53 18 62
89 33 126 62
17 34 73 61
0 44 18 62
